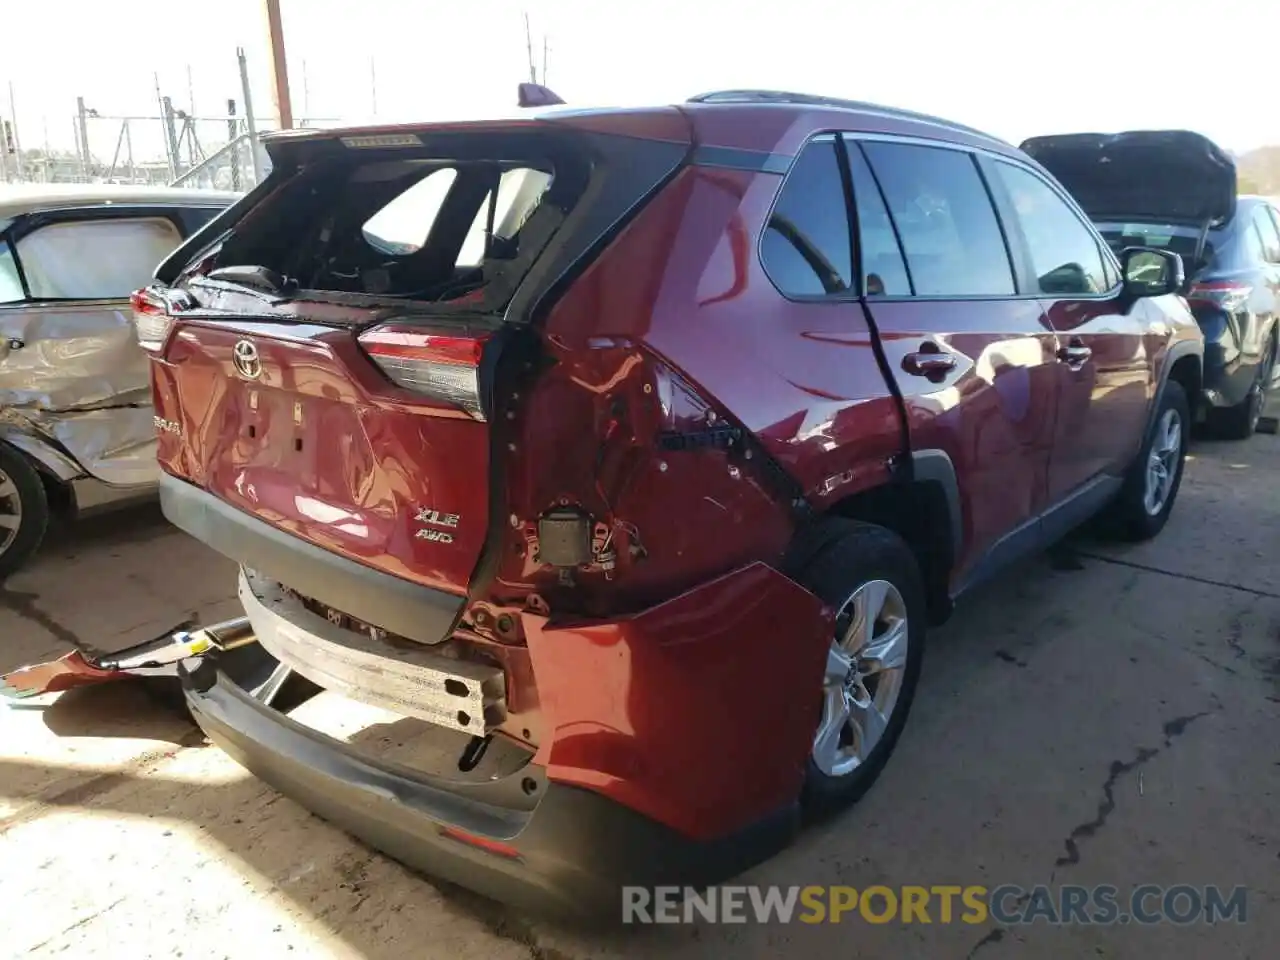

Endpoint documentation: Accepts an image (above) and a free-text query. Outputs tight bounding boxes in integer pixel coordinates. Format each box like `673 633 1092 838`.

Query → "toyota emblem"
232 339 262 380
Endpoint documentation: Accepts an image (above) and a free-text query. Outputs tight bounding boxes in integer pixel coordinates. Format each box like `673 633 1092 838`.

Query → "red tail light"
1187 280 1252 313
130 287 173 353
358 324 490 420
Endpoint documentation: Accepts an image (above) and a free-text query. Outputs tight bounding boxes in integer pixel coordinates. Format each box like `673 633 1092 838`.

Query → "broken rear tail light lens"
358 324 490 420
130 287 173 353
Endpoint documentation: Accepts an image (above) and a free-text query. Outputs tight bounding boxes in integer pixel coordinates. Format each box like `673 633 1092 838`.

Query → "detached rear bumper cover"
180 649 796 919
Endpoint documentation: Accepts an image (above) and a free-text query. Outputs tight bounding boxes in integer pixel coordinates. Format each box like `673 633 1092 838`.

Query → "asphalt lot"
2 436 1278 959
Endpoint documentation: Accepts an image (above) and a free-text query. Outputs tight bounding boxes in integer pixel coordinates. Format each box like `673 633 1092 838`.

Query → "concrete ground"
2 437 1277 960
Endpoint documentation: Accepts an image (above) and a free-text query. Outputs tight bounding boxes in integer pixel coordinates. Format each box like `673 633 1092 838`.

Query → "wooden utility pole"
262 0 294 129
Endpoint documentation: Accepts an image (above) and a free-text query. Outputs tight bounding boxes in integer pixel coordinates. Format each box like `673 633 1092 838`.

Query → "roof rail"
685 89 1004 144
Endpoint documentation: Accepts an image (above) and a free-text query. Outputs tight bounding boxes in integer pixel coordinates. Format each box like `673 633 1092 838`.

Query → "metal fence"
0 48 336 192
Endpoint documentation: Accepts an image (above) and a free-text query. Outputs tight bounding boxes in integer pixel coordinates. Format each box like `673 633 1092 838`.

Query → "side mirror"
1120 246 1184 299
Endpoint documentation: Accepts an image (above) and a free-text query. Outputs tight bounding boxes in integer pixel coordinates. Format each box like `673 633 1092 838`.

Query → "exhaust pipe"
101 617 257 670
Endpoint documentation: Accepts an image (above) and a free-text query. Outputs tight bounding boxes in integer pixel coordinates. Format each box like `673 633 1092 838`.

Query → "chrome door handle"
1057 341 1092 366
902 349 957 379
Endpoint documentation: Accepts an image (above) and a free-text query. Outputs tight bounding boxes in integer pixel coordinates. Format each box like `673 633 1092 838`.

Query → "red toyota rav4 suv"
136 90 1202 917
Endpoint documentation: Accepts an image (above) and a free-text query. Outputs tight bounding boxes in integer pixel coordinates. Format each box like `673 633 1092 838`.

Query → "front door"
0 208 194 484
983 158 1152 500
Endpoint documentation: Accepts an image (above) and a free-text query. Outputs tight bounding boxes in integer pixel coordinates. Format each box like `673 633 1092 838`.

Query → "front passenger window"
992 161 1110 295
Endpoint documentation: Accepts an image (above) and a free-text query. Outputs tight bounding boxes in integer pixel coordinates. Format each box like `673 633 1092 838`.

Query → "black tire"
1212 337 1276 440
794 519 927 816
0 443 50 581
1100 380 1190 542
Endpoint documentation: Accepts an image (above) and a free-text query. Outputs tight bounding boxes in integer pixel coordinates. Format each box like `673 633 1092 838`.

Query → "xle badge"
415 508 460 544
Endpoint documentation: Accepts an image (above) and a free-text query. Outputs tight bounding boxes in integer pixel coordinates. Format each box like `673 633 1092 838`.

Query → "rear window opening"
194 131 589 310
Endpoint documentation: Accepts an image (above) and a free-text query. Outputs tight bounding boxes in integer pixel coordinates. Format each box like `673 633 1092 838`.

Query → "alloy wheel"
1143 408 1183 516
0 466 21 555
812 579 910 778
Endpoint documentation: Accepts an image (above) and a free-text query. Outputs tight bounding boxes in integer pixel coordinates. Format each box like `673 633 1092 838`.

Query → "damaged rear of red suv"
138 90 1200 917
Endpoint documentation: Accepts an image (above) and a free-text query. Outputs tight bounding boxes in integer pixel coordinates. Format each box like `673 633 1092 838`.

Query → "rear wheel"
0 444 50 580
1100 380 1189 542
796 521 927 815
1213 337 1276 440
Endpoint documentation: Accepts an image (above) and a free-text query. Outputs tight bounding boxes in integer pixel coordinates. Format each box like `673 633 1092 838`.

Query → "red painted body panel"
153 320 488 599
538 166 902 507
865 299 1061 578
526 562 833 839
1040 297 1153 498
488 334 798 616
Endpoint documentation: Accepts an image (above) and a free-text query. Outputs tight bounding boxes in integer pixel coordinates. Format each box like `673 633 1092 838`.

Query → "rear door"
851 138 1061 581
983 157 1151 498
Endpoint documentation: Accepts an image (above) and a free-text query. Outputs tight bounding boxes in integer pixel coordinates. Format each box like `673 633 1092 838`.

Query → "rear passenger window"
363 168 459 255
861 142 1014 297
845 144 911 296
991 161 1109 295
762 139 852 297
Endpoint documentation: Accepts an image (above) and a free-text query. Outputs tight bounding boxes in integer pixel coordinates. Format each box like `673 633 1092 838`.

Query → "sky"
3 0 1277 164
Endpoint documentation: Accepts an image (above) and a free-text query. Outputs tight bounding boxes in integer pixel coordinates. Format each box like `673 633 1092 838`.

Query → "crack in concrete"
964 710 1213 958
0 585 101 656
19 895 128 953
1054 712 1212 869
964 927 1006 959
1195 651 1241 676
1074 552 1280 600
1226 611 1249 659
993 650 1028 668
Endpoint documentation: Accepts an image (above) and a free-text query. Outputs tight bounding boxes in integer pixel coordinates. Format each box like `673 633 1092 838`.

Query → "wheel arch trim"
1151 338 1204 433
0 429 83 482
907 449 963 559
